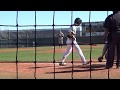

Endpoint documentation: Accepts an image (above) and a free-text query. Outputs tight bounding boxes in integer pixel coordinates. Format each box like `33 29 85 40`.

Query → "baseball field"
0 44 120 79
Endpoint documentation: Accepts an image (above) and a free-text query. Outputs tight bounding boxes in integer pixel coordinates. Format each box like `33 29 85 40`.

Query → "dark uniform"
103 11 120 68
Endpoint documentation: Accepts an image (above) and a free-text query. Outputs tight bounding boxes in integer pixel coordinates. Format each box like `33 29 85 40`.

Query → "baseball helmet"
74 18 82 24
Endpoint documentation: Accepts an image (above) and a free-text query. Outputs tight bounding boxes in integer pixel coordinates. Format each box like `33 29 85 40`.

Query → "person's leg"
61 44 62 48
59 38 73 66
116 36 120 68
61 41 63 48
73 41 89 65
61 45 72 63
98 43 108 62
60 44 62 48
58 43 60 48
106 43 115 68
102 43 108 57
117 42 120 67
106 33 116 69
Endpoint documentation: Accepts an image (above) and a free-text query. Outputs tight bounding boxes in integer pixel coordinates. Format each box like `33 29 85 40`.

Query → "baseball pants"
61 38 87 64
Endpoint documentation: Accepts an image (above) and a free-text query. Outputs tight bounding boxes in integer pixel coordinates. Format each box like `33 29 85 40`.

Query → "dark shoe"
105 66 110 69
116 61 120 68
83 61 90 65
59 62 67 66
105 65 112 69
116 65 120 68
116 66 119 68
98 56 103 62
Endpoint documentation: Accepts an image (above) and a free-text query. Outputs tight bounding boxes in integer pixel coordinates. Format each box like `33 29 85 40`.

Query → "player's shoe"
82 61 90 65
59 62 67 66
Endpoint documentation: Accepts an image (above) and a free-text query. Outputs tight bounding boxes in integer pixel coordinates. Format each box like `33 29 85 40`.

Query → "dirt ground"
0 60 120 79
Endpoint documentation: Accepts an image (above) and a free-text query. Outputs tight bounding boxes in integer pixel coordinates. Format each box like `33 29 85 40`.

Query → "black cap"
74 18 82 24
113 11 119 14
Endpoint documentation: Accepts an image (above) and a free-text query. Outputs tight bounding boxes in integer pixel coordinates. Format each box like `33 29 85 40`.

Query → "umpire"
103 11 120 69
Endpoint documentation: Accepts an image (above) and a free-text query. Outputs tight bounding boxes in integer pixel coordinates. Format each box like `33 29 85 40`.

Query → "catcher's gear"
98 56 103 62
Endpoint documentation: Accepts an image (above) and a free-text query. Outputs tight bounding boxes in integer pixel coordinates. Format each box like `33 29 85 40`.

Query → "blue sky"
0 11 112 30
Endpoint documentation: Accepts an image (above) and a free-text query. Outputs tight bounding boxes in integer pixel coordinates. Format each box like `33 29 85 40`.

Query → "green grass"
0 44 104 62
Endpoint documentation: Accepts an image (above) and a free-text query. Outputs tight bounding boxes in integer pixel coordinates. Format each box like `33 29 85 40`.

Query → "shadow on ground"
46 63 106 74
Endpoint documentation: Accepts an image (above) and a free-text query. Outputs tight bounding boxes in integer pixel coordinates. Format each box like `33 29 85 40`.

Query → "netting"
0 11 118 79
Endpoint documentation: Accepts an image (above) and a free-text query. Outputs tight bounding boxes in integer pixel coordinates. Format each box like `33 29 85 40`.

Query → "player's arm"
67 26 76 40
103 28 109 42
67 31 75 39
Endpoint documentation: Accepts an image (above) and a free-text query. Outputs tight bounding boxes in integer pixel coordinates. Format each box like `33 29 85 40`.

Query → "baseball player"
33 41 35 47
59 17 90 66
58 30 64 48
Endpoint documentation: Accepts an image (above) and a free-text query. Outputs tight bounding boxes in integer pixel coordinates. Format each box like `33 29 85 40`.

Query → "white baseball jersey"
66 26 77 45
